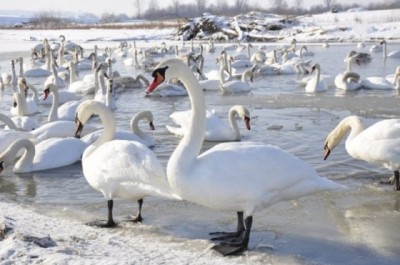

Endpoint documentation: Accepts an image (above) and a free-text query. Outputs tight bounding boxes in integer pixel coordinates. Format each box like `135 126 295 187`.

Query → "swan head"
311 63 320 73
43 83 56 100
146 66 168 94
75 100 99 138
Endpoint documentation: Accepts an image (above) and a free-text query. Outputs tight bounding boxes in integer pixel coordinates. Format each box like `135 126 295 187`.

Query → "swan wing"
33 137 87 170
84 140 179 200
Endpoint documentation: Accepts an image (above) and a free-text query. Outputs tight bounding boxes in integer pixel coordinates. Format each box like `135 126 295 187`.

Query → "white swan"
305 63 328 93
44 83 82 122
0 137 86 173
381 40 400 58
362 69 400 90
166 105 251 142
10 90 39 117
147 59 344 256
334 55 362 91
1 59 18 89
68 60 97 95
44 63 66 90
80 110 155 147
219 65 254 94
40 80 80 106
75 100 180 227
335 71 362 91
17 56 51 78
323 116 400 190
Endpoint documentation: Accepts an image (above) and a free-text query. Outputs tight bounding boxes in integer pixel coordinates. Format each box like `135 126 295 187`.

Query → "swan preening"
75 100 180 227
147 59 344 256
324 116 400 191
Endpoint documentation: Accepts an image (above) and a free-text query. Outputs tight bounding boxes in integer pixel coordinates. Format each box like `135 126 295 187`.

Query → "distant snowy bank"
0 8 399 45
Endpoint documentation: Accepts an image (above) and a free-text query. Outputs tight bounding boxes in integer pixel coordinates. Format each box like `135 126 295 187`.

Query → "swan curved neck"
85 103 115 158
329 116 364 149
48 86 59 122
4 139 34 173
130 111 152 138
228 107 241 140
0 113 17 130
167 60 206 183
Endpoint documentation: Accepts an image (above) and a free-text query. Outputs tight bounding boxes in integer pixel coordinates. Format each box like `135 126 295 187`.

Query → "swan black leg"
394 171 400 191
86 199 117 228
131 199 144 222
212 215 253 256
209 212 244 241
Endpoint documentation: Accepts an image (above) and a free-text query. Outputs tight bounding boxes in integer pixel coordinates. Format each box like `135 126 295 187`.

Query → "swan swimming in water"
0 137 87 173
146 59 344 256
305 63 328 93
324 116 400 191
75 100 180 227
166 105 251 142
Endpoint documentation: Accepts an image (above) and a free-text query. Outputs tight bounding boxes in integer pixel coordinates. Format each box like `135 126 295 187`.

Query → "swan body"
305 63 328 93
43 83 82 122
147 59 344 255
219 65 253 94
335 55 362 91
0 138 86 173
31 120 98 143
362 76 400 90
166 105 251 142
335 71 362 91
324 116 400 190
10 91 39 117
75 100 180 227
81 110 155 147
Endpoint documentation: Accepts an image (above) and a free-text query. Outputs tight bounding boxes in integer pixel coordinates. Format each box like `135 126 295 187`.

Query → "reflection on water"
1 40 400 262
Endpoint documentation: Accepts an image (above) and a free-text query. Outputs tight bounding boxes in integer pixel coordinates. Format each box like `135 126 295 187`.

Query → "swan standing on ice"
166 105 251 142
324 116 400 190
146 59 344 256
0 137 86 173
75 100 180 227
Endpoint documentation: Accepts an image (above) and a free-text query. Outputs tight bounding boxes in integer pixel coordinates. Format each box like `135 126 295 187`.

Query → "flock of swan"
1 35 400 256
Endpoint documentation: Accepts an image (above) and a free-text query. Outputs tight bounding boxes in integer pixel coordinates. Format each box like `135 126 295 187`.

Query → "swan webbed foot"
123 214 143 223
85 219 117 228
211 242 247 256
209 231 241 241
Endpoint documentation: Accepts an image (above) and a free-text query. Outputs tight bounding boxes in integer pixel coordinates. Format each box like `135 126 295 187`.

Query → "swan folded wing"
204 116 235 141
33 137 87 170
191 142 343 210
88 140 180 200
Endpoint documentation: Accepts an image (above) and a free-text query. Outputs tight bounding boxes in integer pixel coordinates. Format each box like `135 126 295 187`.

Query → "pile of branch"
177 12 288 41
